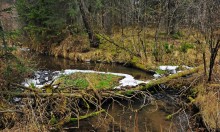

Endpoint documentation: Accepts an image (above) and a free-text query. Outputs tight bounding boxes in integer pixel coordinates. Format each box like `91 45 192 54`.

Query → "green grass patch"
155 69 167 75
53 72 123 90
124 90 134 96
163 42 174 54
171 31 184 39
179 43 195 53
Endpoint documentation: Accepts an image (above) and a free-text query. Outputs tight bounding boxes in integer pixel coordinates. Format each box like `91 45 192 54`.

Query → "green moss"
53 73 123 90
130 57 147 70
155 69 167 75
125 90 134 96
163 42 174 54
30 82 36 89
188 96 195 103
190 88 198 97
69 109 105 122
166 114 173 120
49 114 58 125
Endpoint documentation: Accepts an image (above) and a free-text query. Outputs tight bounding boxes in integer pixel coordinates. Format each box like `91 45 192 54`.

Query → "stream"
30 54 190 132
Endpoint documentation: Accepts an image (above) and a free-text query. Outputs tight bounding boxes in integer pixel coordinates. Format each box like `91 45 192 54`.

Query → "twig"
10 83 41 92
0 110 23 113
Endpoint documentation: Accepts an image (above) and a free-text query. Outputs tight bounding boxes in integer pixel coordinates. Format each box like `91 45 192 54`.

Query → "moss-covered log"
0 91 83 98
137 65 203 91
69 109 105 122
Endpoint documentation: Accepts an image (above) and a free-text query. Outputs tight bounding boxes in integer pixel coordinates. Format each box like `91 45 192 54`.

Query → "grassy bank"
26 27 209 71
53 72 123 90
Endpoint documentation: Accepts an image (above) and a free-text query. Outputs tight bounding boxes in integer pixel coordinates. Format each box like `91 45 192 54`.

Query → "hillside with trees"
0 0 220 131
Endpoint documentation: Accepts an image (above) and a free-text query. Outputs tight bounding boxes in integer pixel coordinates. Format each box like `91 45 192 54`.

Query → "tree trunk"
103 11 112 35
208 39 220 81
167 0 179 35
0 20 6 48
203 52 207 76
77 0 99 48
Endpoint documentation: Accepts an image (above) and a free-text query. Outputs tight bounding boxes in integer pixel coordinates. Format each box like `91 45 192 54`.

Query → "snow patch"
153 73 161 79
159 66 179 74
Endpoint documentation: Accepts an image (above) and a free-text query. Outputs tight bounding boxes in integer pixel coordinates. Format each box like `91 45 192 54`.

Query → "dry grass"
194 66 220 131
43 27 212 72
196 87 220 130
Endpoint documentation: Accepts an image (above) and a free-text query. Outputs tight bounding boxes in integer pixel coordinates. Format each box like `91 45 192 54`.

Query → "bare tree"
196 0 220 81
77 0 100 48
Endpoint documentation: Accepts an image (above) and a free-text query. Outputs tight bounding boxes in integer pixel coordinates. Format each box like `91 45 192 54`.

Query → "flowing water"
32 54 188 132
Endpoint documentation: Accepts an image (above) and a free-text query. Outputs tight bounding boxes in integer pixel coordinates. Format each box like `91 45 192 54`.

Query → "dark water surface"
64 99 179 132
34 54 153 80
33 54 185 132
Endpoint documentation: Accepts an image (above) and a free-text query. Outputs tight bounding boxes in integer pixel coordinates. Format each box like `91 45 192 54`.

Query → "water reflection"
33 54 153 80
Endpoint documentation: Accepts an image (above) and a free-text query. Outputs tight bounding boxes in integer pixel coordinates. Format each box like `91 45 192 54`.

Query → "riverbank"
23 28 207 71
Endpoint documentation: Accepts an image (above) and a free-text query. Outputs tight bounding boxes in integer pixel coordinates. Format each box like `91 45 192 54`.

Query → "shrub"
163 42 174 54
180 43 194 53
172 31 183 39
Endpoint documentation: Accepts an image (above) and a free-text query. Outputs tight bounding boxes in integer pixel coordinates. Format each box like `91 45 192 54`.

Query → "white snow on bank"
22 79 45 88
23 69 150 89
153 65 193 78
182 65 192 69
159 66 179 74
153 73 161 79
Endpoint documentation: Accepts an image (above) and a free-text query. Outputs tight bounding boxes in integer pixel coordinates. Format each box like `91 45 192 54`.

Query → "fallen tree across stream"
2 65 203 98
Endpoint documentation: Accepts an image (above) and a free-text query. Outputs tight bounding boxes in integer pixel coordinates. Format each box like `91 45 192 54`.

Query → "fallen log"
0 91 82 98
10 83 41 92
1 65 203 98
137 65 203 91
